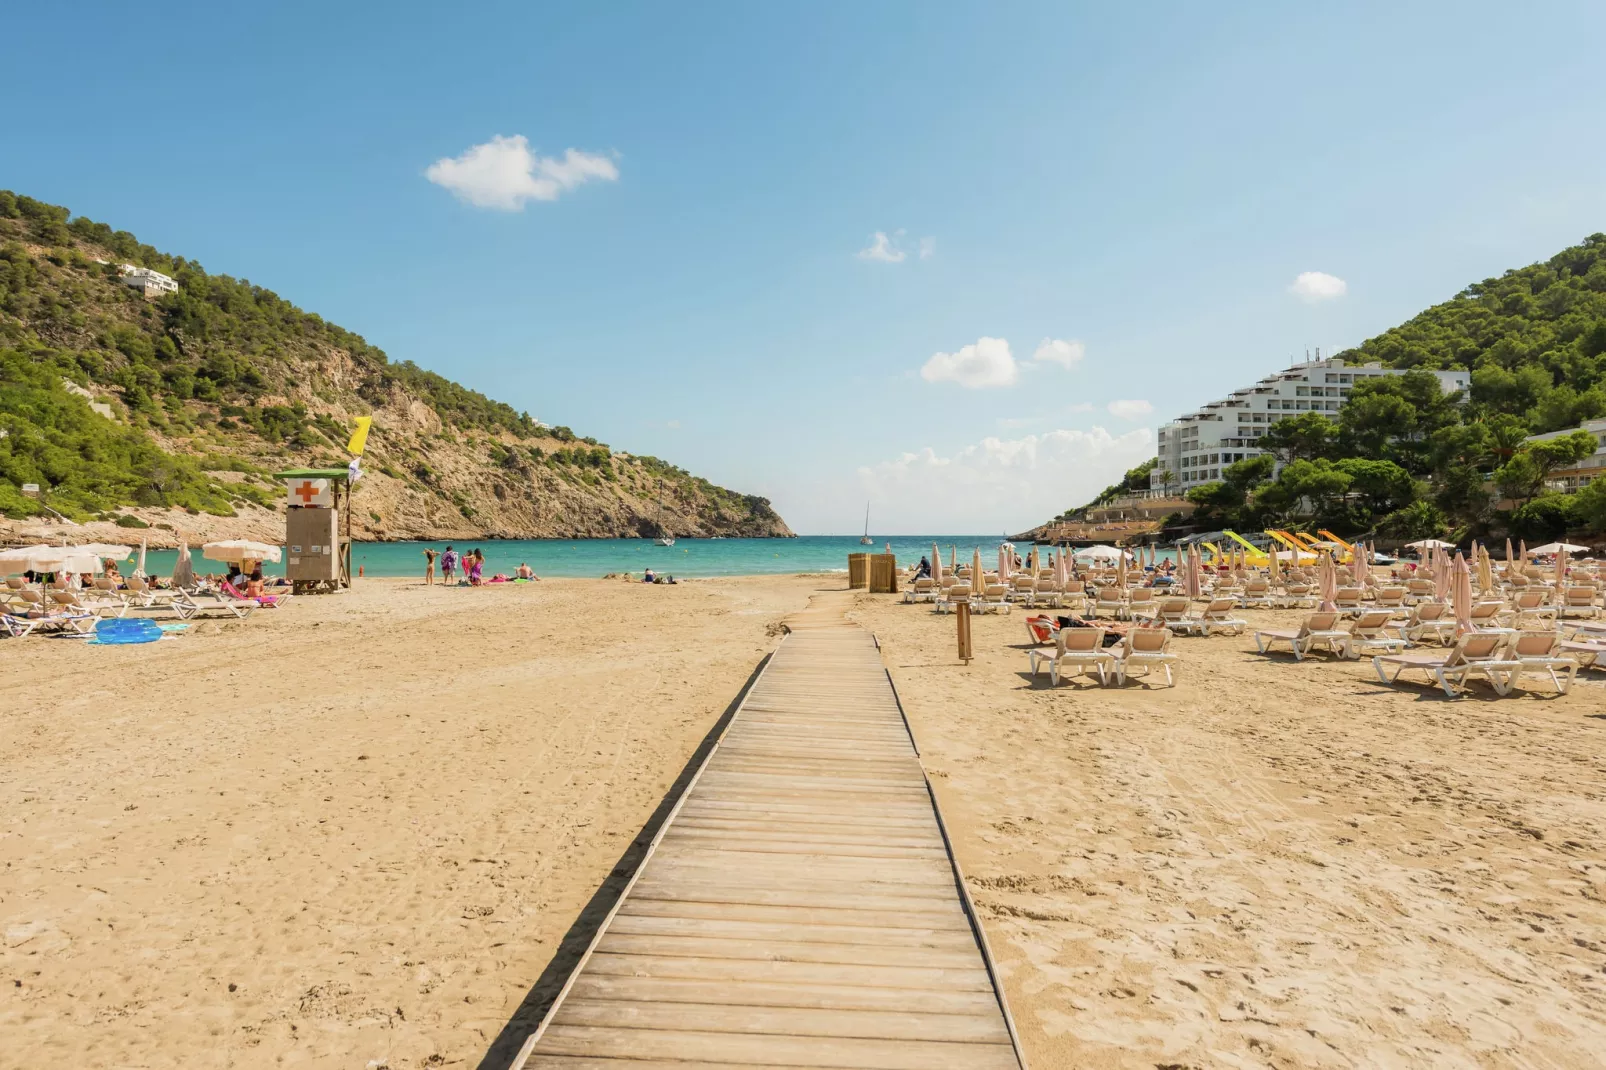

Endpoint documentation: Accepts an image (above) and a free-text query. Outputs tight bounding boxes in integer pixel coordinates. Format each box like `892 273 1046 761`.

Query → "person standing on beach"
442 545 457 584
423 547 438 585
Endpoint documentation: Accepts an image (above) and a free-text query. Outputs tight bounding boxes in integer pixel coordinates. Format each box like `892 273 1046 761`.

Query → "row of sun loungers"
1 577 289 639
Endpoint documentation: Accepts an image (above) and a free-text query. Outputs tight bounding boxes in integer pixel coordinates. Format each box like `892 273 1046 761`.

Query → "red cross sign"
286 478 331 508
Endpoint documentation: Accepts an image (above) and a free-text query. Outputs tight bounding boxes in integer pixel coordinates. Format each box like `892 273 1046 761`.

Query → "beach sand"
0 574 821 1069
851 594 1606 1068
4 577 1604 1068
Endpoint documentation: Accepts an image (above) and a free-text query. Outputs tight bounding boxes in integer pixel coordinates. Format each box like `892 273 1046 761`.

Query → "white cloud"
857 230 907 263
425 135 618 210
1290 270 1347 302
919 236 937 260
1106 399 1154 420
1032 338 1086 369
858 425 1155 532
920 337 1017 389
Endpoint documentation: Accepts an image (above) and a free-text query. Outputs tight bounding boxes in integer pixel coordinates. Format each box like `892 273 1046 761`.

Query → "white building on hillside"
1150 357 1470 492
1526 417 1606 492
119 264 178 297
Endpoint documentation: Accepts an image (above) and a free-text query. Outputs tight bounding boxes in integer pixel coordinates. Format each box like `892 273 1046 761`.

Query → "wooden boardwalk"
512 600 1024 1070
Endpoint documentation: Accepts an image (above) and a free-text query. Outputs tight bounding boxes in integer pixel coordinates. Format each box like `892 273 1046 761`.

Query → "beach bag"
94 618 164 645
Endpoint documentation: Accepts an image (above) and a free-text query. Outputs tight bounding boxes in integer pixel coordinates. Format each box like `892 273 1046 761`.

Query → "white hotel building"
1151 357 1470 492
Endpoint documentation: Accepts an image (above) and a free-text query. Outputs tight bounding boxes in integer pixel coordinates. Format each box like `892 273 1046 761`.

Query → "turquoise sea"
128 535 1050 580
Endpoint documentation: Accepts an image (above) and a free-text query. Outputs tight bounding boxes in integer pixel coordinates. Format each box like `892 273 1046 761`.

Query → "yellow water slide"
1221 530 1270 564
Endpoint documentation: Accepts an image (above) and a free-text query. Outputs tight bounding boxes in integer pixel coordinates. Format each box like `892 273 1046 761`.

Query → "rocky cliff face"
0 193 792 542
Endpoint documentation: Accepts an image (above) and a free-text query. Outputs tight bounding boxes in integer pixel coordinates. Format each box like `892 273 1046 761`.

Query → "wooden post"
956 601 972 663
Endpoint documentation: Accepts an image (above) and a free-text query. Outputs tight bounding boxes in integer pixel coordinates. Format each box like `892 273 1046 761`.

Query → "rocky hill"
0 191 792 546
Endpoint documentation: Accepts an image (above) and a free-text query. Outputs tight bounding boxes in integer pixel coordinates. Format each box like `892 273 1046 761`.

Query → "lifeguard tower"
274 466 354 593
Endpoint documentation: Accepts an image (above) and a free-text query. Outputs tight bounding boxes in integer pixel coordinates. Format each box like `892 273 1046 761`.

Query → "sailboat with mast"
859 503 874 545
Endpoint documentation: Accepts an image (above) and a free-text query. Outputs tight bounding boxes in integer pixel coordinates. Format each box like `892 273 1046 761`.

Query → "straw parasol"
1452 551 1473 636
202 540 282 564
1316 551 1337 611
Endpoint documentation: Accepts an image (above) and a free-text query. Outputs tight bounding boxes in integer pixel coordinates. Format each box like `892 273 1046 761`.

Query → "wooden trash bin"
869 553 899 594
847 553 870 589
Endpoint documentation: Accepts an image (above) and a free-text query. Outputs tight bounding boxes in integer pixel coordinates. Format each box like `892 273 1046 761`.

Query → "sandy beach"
852 594 1606 1068
3 577 1604 1068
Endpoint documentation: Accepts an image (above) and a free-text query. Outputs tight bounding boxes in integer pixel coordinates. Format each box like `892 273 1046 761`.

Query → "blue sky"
8 2 1606 533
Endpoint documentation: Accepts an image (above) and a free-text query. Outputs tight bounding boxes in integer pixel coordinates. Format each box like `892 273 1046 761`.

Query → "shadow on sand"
474 651 774 1070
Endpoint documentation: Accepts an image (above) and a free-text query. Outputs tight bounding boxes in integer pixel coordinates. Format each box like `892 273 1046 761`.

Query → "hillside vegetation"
1058 234 1606 545
0 190 790 540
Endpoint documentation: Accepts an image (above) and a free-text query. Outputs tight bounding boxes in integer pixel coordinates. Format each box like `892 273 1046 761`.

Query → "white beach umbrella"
135 538 147 580
1530 542 1589 555
71 543 134 560
10 546 102 575
0 544 55 574
1405 538 1456 550
931 543 942 586
202 540 283 564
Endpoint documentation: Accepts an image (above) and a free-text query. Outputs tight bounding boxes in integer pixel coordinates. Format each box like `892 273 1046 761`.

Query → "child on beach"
423 547 438 585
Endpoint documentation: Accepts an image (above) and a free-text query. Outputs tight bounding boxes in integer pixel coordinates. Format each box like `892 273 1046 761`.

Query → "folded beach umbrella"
931 543 942 585
135 538 147 580
1117 550 1127 588
1453 551 1473 636
1556 545 1568 588
1354 542 1369 587
1055 549 1068 588
1505 538 1515 566
1478 545 1493 593
998 545 1010 583
1186 545 1202 599
172 541 195 588
1318 551 1338 612
1519 540 1528 574
973 547 984 588
1267 541 1280 583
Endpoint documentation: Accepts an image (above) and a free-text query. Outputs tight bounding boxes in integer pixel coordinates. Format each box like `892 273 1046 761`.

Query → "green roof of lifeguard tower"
273 467 352 481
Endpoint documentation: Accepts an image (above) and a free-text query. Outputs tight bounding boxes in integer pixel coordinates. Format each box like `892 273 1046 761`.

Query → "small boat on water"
859 503 874 545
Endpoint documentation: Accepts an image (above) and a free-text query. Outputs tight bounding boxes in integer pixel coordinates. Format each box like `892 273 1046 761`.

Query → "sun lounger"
1371 632 1515 698
977 583 1012 614
1239 580 1273 608
171 590 256 620
1127 588 1158 619
3 611 95 637
1507 632 1579 695
1254 611 1347 660
1559 586 1600 620
1093 586 1128 619
1344 609 1408 659
935 583 972 614
1029 627 1113 686
902 577 938 604
1197 597 1247 636
1558 639 1606 671
1155 598 1203 636
1372 587 1408 614
49 589 123 619
1112 626 1179 686
1024 615 1058 646
1395 601 1455 645
1334 587 1365 614
1277 583 1316 609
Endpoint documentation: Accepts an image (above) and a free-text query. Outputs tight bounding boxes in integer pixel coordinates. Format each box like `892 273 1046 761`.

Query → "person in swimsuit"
423 547 438 585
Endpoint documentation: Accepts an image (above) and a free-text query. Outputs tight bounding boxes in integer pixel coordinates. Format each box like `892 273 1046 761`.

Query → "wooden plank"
566 973 1001 1015
532 1025 1019 1070
550 997 1012 1044
616 897 972 931
594 932 985 970
606 914 980 950
582 952 994 991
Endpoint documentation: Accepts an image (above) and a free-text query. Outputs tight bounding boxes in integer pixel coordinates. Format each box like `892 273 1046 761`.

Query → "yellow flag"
347 416 373 456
